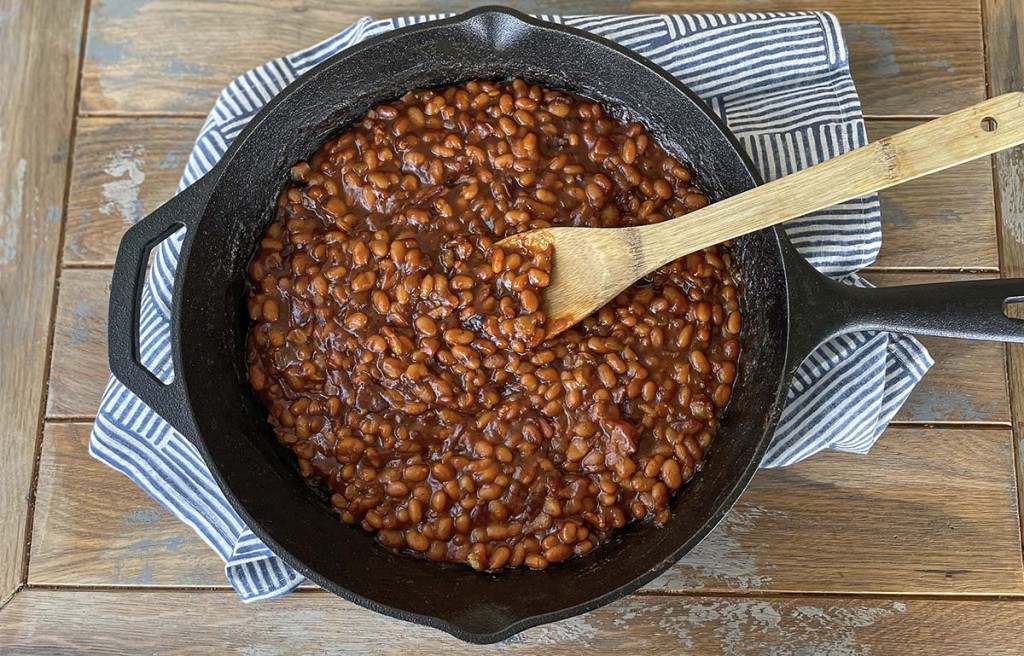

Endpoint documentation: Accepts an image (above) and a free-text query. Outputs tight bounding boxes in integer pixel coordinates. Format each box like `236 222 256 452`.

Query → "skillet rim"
170 5 790 643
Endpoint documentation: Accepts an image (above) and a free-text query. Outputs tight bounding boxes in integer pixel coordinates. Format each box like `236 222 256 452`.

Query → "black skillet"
107 6 1024 644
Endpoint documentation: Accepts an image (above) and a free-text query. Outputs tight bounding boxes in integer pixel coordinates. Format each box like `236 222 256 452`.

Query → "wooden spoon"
500 92 1024 338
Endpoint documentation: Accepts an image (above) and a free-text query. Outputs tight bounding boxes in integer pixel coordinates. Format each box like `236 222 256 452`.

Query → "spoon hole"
981 116 999 132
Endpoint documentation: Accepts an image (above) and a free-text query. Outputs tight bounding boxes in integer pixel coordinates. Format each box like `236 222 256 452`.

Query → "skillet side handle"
107 175 216 442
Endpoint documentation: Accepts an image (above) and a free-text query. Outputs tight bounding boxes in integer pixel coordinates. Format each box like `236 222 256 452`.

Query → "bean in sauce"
246 79 742 571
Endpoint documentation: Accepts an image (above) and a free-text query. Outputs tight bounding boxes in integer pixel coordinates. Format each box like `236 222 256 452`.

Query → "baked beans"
246 79 741 571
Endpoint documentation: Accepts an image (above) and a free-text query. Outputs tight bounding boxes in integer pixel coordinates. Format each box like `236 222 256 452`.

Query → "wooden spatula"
499 92 1024 338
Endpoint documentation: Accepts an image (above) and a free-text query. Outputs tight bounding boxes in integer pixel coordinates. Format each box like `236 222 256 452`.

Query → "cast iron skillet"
107 6 1024 643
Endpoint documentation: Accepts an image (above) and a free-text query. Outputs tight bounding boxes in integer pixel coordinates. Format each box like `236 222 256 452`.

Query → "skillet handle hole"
136 225 188 384
1003 296 1024 320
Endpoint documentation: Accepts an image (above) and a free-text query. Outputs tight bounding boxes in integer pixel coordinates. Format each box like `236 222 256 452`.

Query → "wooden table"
2 1 1022 653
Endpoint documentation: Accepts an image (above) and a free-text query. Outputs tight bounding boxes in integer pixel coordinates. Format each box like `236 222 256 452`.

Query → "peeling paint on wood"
123 507 162 524
517 615 599 646
87 32 127 65
880 196 962 229
67 299 91 345
65 117 201 264
99 145 146 224
11 591 1018 655
606 597 908 655
0 0 85 602
78 0 986 116
0 148 27 265
647 506 780 591
99 0 150 20
900 389 1000 423
846 23 900 78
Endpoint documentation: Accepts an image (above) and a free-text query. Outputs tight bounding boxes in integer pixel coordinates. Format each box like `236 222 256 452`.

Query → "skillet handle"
787 254 1024 370
836 279 1024 340
107 175 215 442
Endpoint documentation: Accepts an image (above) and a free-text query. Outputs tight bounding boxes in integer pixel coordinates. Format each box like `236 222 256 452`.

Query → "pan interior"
175 8 791 641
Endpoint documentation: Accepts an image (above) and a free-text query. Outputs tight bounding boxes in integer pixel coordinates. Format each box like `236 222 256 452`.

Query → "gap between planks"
981 0 1024 594
0 0 88 608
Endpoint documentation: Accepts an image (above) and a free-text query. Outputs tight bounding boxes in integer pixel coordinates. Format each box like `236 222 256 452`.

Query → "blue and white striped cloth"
92 12 933 602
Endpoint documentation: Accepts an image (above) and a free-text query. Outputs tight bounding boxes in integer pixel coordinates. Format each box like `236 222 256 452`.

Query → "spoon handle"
640 91 1024 266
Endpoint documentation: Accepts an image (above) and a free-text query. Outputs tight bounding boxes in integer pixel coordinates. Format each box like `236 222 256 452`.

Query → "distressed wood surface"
866 272 1009 424
28 424 223 587
0 0 85 604
43 269 1011 423
28 423 1022 595
984 0 1024 572
46 270 111 418
5 1 1022 653
64 118 198 265
5 590 1024 655
652 426 1021 594
79 0 984 118
867 121 998 271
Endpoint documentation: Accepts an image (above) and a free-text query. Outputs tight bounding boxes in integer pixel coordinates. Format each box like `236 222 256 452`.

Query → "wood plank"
66 115 1000 271
4 590 1024 654
79 0 984 118
45 268 1009 424
45 269 112 418
837 2 984 118
652 426 1021 594
866 272 1009 424
984 0 1024 566
868 121 998 271
63 118 198 265
30 423 1021 595
28 423 223 587
897 334 1008 422
0 0 85 603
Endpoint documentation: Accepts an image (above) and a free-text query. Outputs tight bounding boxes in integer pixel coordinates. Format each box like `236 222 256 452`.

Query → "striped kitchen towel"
91 12 933 601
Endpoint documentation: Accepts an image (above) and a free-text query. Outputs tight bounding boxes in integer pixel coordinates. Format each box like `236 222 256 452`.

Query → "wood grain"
28 423 223 587
45 269 111 418
984 0 1024 567
65 117 1002 273
29 423 1021 595
64 118 198 265
896 334 1008 423
2 1 1018 653
652 426 1022 594
79 0 984 118
0 0 85 604
867 272 1009 424
868 121 998 271
4 589 1024 655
